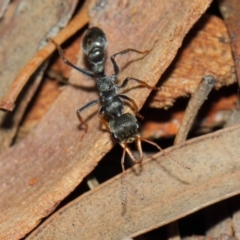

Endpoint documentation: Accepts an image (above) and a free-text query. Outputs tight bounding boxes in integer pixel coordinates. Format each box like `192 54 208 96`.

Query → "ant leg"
118 77 161 90
138 137 191 170
135 135 143 162
99 117 111 133
120 144 127 173
111 48 152 75
77 99 99 132
120 145 127 205
119 141 143 205
98 107 111 132
119 94 143 119
119 139 143 204
99 117 110 132
49 38 95 78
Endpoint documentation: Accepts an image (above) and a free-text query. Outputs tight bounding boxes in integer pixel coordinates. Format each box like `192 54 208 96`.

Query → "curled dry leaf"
0 0 212 239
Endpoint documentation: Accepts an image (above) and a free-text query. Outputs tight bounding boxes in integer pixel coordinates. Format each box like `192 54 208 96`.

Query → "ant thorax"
96 75 118 103
96 75 116 93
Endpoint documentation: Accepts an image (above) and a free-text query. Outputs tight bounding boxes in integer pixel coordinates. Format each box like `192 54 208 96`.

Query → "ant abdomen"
82 27 107 64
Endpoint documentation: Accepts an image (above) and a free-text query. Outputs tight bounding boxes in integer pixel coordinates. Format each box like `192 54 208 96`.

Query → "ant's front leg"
111 48 152 75
77 99 99 132
49 39 95 78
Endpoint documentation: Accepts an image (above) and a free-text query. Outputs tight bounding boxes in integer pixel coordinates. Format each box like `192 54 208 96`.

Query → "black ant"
50 27 188 180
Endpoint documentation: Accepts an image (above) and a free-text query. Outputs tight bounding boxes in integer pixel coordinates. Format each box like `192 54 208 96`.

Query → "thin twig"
168 75 215 240
174 75 216 145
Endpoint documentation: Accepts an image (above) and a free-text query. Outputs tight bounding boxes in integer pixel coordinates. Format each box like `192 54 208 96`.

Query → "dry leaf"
27 124 240 239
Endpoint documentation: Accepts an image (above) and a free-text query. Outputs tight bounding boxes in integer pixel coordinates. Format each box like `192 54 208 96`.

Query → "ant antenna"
120 145 127 205
139 137 191 170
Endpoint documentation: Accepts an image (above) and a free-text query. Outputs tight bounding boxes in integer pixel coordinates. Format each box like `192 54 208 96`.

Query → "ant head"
109 113 140 143
83 27 107 65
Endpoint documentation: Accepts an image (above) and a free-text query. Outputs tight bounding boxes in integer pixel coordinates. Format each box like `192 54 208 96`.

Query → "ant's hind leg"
76 99 99 132
49 38 94 78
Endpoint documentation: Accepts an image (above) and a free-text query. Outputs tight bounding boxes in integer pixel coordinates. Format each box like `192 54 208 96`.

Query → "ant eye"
111 133 121 143
136 122 141 131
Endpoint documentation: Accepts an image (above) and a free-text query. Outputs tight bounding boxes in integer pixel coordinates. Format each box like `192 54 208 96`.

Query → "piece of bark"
0 0 77 100
141 15 237 139
6 6 233 142
0 0 78 152
149 14 236 109
0 3 89 112
219 0 240 88
14 35 82 143
26 124 240 239
0 63 48 153
14 78 62 143
0 0 212 239
0 0 10 19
